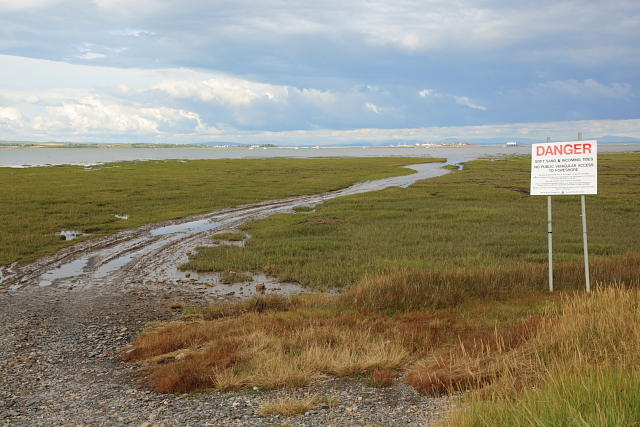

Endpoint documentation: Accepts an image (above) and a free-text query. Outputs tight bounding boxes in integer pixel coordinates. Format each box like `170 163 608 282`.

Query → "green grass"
183 153 640 291
121 152 640 425
448 368 640 427
211 232 247 242
0 157 442 265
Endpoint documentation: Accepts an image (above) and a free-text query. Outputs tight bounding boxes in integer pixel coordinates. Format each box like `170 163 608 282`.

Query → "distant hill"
595 135 640 143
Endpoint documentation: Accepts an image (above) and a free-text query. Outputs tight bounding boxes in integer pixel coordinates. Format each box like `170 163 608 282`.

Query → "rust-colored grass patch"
124 285 549 394
367 369 394 388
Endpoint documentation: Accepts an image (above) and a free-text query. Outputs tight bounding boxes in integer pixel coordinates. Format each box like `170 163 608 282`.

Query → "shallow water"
59 230 89 240
150 219 223 236
1 144 637 168
39 258 88 286
22 161 454 291
0 145 522 167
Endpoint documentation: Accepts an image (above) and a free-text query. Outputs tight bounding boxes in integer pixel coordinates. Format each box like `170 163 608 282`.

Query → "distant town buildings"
414 141 475 147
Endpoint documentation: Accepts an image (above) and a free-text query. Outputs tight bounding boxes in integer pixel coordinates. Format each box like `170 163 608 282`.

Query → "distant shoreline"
2 141 639 151
0 142 485 150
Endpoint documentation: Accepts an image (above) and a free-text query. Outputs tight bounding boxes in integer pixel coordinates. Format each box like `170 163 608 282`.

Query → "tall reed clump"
442 283 640 426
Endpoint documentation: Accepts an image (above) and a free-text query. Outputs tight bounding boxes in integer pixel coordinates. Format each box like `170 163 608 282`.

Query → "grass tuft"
258 396 319 417
292 206 314 212
211 232 246 242
367 369 394 388
220 271 253 284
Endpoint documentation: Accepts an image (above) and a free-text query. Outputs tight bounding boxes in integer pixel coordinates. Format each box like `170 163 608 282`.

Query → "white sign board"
530 140 598 195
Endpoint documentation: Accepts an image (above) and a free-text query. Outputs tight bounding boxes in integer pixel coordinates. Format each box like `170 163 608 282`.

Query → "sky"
0 0 639 145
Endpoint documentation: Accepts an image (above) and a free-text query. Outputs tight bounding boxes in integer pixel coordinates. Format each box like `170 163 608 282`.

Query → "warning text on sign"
530 140 598 195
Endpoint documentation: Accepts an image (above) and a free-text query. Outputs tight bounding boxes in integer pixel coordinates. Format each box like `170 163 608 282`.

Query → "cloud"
108 28 154 37
75 52 106 59
453 96 486 110
0 0 65 11
234 118 640 145
149 77 291 106
28 97 214 136
74 44 107 60
419 89 486 110
0 107 23 122
364 102 380 114
0 107 25 131
532 79 632 99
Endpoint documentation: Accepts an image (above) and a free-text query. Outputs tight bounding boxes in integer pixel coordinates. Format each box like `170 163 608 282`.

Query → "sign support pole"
577 132 591 293
548 194 553 292
546 137 553 292
581 195 590 292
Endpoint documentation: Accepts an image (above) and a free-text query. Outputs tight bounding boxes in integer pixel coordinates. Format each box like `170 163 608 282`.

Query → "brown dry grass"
124 285 546 394
125 295 417 392
258 396 319 417
367 369 394 388
412 281 640 401
123 258 640 397
445 282 640 426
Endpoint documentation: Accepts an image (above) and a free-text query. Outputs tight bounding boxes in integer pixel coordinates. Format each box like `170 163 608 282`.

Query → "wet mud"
0 161 458 426
0 162 453 300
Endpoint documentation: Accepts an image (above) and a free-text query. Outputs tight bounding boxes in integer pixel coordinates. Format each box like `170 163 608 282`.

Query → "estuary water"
1 143 637 168
0 145 530 167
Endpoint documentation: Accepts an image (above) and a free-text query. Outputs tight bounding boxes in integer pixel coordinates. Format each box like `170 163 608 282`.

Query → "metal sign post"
578 133 591 292
546 138 553 292
531 134 597 292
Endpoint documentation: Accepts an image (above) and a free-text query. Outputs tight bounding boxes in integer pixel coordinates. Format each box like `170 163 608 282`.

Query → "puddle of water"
40 259 88 285
151 219 222 236
114 214 129 219
169 271 310 298
94 255 134 278
59 230 89 241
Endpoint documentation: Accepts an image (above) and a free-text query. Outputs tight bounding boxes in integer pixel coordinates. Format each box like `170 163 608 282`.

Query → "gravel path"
0 266 457 427
0 164 458 426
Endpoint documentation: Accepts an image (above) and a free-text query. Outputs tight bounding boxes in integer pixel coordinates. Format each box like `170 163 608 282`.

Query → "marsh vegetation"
5 152 640 425
124 152 640 426
0 157 439 265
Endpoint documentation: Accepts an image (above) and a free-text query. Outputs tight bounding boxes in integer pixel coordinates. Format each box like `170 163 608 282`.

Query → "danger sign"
530 140 598 195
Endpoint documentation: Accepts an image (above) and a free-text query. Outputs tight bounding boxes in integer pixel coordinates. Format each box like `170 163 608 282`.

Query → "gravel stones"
0 195 458 427
0 281 455 426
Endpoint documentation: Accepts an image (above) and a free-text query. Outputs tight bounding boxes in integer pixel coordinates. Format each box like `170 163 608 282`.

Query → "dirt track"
0 163 457 426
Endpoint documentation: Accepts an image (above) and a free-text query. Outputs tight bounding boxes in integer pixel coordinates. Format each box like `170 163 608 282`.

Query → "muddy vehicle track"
0 162 456 426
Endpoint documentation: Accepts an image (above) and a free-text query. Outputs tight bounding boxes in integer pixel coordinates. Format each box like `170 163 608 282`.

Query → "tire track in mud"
0 162 453 297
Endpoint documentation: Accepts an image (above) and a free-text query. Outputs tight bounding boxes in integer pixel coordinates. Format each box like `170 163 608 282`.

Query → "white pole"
546 136 553 292
581 195 590 293
577 132 591 293
548 195 553 292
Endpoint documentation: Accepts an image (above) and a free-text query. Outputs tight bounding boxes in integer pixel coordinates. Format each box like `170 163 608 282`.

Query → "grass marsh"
10 151 637 423
0 157 441 265
183 153 640 291
124 152 640 425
